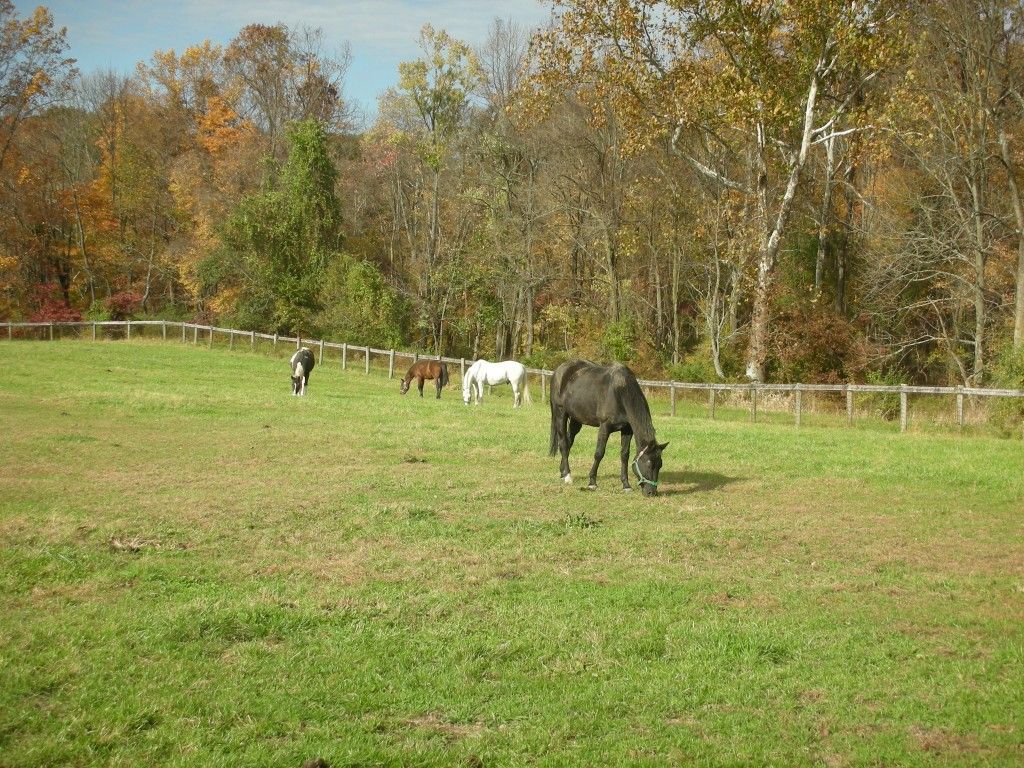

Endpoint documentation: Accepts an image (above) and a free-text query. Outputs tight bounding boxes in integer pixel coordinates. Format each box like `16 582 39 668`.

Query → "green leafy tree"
217 119 341 333
317 254 406 348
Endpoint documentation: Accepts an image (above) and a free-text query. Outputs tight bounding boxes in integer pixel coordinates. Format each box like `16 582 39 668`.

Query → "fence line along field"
8 320 1024 435
1 340 1022 766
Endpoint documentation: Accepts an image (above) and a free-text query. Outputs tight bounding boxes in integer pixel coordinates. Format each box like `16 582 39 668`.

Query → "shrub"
863 369 904 421
105 291 144 321
989 346 1024 437
601 319 636 363
28 283 82 322
768 306 867 383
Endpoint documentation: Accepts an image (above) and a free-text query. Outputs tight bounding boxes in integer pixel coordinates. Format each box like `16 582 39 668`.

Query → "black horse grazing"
290 347 315 396
400 359 449 398
549 360 668 496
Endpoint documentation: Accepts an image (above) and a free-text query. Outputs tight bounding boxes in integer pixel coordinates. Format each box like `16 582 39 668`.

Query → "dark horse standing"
549 360 668 496
400 359 449 399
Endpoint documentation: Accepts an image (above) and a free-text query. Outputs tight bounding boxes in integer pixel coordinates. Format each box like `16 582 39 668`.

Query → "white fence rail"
5 320 1024 434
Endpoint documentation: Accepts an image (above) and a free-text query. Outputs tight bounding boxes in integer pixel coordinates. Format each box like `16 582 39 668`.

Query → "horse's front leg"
418 377 425 397
588 425 610 490
620 430 634 491
435 377 442 399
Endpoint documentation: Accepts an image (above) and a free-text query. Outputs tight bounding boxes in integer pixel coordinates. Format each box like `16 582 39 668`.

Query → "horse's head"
462 376 472 405
291 361 305 396
633 441 668 497
399 378 410 395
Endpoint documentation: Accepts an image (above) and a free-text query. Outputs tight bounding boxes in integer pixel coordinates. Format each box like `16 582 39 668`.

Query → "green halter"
632 445 659 488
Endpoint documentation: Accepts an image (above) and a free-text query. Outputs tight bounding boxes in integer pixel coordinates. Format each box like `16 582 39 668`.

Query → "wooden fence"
5 319 1024 434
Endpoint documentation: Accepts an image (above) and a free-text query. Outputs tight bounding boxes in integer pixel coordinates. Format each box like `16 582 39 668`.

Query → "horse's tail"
548 395 559 456
521 372 532 405
439 362 449 389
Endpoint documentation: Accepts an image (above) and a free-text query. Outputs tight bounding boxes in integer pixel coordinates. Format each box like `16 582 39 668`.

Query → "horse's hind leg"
553 409 572 483
588 424 610 490
418 377 425 397
560 419 583 484
435 377 442 399
619 430 634 491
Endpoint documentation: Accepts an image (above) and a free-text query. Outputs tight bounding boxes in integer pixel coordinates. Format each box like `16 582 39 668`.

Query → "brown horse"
400 359 449 398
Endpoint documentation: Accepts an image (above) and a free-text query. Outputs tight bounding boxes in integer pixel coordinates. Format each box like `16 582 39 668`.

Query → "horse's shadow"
659 470 742 496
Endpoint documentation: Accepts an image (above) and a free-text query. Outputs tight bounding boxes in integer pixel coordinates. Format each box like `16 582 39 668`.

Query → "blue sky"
21 1 552 121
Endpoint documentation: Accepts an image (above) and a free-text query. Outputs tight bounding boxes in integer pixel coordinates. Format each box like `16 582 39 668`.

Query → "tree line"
3 0 1024 389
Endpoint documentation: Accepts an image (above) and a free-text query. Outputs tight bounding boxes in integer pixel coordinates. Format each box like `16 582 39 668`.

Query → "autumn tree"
530 0 907 380
0 1 76 173
378 24 482 352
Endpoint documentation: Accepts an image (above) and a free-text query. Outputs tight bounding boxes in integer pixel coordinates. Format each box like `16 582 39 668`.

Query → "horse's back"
553 360 640 426
291 346 315 372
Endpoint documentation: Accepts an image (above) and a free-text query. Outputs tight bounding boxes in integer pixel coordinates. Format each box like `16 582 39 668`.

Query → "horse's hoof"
622 487 633 493
563 474 573 484
587 484 597 491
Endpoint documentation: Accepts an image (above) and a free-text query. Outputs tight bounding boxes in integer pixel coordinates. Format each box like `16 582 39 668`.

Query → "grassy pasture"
0 340 1022 767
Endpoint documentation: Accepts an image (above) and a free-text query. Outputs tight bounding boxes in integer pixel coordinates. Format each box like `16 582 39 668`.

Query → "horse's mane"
614 366 656 444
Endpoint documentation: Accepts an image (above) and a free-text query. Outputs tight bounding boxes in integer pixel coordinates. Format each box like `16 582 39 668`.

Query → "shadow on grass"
658 470 743 496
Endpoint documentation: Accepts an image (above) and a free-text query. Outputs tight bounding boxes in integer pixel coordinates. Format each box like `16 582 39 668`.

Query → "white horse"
463 359 531 408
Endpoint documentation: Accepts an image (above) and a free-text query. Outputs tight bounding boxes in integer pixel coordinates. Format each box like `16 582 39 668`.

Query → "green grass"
1 340 1022 767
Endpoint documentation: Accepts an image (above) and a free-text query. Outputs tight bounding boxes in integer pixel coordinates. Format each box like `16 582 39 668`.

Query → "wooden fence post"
750 384 758 423
273 333 278 350
709 388 717 420
846 386 853 426
296 336 301 350
900 385 908 433
230 330 235 351
956 386 964 430
413 352 418 365
193 325 198 344
92 322 97 342
6 323 10 340
365 346 370 374
250 330 255 351
670 382 677 417
342 343 347 370
389 349 395 378
319 339 324 364
49 323 54 341
541 372 547 403
181 323 186 343
126 320 132 341
162 320 167 341
795 385 802 428
460 358 466 380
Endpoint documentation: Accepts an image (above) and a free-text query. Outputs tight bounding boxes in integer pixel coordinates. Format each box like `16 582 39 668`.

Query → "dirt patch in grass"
909 724 982 756
404 713 487 741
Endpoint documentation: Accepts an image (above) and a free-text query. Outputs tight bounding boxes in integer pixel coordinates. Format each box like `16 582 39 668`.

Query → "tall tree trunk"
999 127 1024 347
968 177 986 383
746 66 819 381
835 160 857 315
671 244 681 365
814 133 837 295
